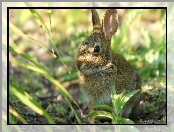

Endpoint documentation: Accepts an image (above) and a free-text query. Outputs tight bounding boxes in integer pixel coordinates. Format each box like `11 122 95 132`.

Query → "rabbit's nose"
75 60 80 69
75 58 83 70
76 57 87 70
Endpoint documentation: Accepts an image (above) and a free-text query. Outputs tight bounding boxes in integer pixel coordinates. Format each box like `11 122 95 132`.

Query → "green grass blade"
9 43 46 71
9 54 72 100
9 20 56 58
65 97 82 124
27 8 69 73
9 40 78 102
28 9 51 39
10 82 55 124
9 106 28 124
9 50 81 123
48 9 53 38
9 42 72 98
9 113 16 124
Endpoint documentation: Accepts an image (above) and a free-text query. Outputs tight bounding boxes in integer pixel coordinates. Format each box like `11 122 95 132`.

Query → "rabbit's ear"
103 9 118 38
91 9 101 33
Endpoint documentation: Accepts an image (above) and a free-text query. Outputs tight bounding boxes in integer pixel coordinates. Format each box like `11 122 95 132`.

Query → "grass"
7 6 166 126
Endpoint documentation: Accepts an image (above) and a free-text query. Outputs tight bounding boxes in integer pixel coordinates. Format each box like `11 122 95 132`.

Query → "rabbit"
75 9 142 123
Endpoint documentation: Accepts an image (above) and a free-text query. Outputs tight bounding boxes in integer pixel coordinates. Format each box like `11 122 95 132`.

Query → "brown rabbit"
75 9 142 123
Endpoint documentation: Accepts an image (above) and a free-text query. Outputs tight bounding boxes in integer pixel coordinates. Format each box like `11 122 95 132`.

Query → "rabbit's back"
113 53 141 93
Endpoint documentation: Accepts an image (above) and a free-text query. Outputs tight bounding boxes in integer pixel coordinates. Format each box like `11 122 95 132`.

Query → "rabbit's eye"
94 45 100 53
84 41 88 45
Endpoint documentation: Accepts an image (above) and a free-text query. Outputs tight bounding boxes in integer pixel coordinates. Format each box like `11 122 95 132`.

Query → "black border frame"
7 6 167 125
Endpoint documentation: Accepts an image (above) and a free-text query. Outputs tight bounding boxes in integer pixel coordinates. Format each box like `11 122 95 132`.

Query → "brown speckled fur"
75 9 142 123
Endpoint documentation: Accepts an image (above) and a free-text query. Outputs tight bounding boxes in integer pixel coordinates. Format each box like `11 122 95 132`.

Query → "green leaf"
120 89 140 109
111 86 118 113
86 111 113 120
111 86 117 95
111 88 125 114
93 103 114 113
